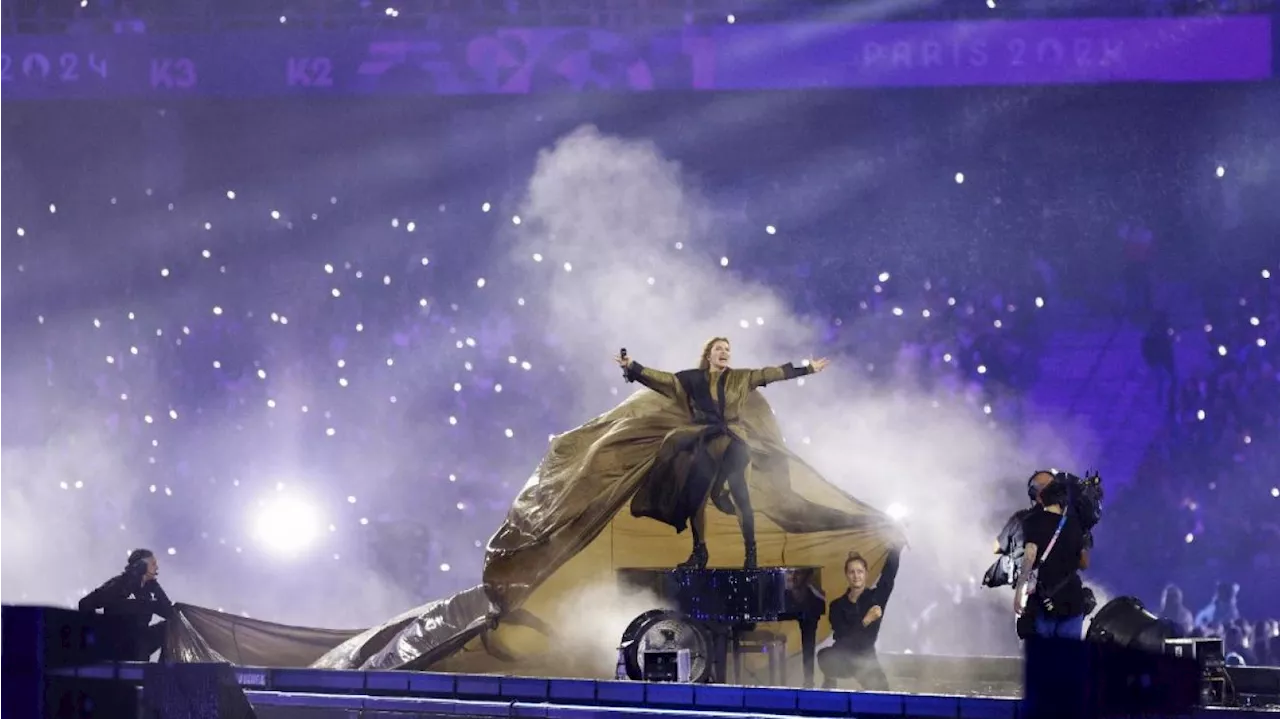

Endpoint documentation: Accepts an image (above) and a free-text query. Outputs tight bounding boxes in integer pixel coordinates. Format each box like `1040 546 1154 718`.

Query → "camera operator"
78 548 174 661
1014 473 1091 640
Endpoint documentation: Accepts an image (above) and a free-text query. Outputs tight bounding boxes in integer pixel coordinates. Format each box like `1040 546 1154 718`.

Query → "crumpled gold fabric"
451 382 906 677
168 381 904 680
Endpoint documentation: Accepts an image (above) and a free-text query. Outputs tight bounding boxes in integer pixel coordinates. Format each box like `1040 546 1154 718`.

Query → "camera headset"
1026 470 1056 503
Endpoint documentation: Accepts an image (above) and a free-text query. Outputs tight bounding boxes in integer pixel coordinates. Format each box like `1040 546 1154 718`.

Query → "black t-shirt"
829 548 901 655
1021 508 1086 617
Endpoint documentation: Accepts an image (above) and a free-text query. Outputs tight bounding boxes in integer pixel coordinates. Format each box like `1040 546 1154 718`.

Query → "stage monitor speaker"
2 605 136 671
141 663 256 719
1024 637 1200 719
4 673 141 719
1085 596 1172 655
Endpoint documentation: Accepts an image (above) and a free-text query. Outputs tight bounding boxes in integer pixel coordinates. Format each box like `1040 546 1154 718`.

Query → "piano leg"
798 616 818 689
731 633 743 684
711 629 729 684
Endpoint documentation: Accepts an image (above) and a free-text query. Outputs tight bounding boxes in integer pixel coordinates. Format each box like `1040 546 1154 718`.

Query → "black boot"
744 542 758 570
679 542 708 570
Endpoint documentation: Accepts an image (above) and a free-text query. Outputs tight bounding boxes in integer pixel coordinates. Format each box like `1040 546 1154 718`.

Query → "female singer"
614 337 829 569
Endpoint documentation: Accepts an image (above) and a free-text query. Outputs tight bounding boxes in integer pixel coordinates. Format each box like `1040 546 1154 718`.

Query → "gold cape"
168 367 905 682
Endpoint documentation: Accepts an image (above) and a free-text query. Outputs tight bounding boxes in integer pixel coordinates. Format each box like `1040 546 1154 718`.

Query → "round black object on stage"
1086 596 1171 654
619 609 712 683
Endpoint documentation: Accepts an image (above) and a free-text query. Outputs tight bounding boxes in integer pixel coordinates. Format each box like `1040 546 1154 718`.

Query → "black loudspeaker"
1025 637 1200 719
2 605 135 672
2 605 142 719
142 663 256 719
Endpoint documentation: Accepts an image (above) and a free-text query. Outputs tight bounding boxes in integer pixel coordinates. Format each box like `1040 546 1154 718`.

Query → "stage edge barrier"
49 662 1275 719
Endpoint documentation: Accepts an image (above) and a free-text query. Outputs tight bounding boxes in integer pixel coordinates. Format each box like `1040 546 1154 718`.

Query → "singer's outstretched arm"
747 357 830 388
746 363 815 389
623 360 679 399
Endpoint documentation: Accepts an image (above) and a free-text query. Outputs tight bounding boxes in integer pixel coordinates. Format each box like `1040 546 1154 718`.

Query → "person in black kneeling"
818 543 903 690
78 548 174 661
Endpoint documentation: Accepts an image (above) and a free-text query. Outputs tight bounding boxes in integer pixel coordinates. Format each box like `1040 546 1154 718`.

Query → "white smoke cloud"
546 581 673 678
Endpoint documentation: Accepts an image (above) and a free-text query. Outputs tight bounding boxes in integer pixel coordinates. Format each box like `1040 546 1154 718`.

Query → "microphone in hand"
616 348 630 379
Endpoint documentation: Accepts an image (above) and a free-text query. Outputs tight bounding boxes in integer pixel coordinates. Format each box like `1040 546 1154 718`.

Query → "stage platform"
52 658 1280 719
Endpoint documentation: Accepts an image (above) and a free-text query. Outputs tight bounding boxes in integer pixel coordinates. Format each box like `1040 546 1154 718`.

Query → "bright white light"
954 172 965 184
512 215 521 225
226 190 236 199
476 278 486 288
765 225 776 235
481 202 491 213
986 0 996 7
885 503 910 521
1271 487 1278 498
1216 166 1226 178
270 210 280 220
726 13 735 23
252 493 322 556
878 272 890 282
720 256 729 267
1217 345 1227 356
1185 533 1194 544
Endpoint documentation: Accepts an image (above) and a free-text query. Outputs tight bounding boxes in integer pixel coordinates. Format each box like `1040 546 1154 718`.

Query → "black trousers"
817 646 889 691
689 437 755 546
128 621 168 661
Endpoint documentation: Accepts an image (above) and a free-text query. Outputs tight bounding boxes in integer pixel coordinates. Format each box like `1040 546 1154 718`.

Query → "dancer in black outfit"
818 545 902 690
79 548 174 660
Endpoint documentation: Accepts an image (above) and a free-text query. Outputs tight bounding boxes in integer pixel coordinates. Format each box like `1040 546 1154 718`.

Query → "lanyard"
1038 511 1068 566
1019 510 1068 612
